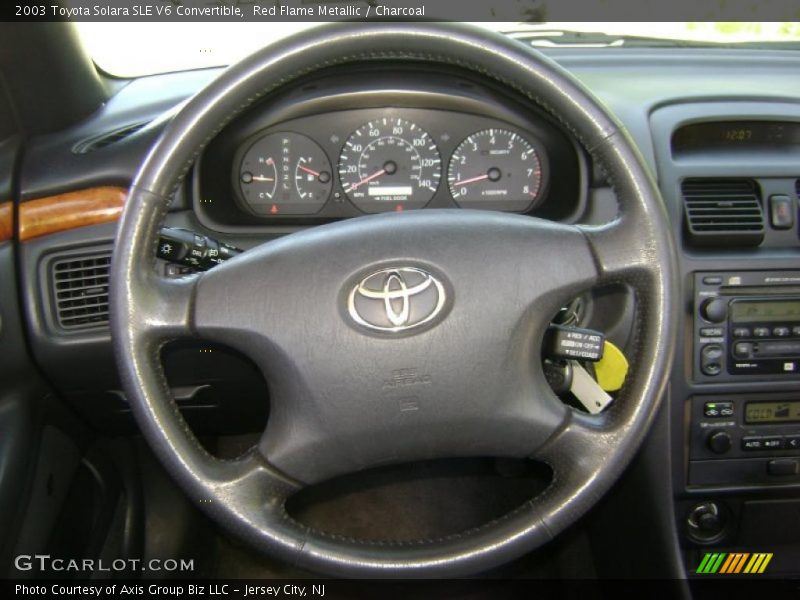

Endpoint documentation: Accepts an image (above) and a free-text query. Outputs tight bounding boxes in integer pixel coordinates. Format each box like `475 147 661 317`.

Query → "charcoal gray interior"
1 19 799 588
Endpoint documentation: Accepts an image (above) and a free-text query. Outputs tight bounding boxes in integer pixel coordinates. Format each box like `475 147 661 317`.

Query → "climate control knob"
707 430 732 454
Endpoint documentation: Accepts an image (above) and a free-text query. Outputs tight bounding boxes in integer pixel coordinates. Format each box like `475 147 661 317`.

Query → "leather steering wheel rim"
111 22 677 578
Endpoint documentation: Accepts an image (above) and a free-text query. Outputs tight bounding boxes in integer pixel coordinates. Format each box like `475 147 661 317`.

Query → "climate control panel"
688 393 800 487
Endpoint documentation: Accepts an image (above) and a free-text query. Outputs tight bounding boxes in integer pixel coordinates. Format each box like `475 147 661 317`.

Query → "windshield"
76 22 800 78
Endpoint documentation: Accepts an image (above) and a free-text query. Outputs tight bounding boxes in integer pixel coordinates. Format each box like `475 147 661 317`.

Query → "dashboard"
6 44 800 579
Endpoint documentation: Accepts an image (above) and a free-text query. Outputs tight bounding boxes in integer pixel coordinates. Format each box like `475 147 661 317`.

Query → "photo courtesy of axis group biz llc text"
1 0 800 598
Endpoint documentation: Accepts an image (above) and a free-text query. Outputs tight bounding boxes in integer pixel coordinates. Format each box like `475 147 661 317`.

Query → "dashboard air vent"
50 251 112 330
73 121 148 154
682 178 764 247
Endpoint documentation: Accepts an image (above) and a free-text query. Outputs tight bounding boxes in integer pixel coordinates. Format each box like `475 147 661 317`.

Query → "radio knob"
700 298 728 323
707 430 732 454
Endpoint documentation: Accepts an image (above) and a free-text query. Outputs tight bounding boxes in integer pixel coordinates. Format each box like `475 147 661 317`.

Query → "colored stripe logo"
696 552 773 574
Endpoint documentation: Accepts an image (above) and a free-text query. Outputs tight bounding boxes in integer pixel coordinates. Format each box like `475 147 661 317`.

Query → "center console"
690 271 800 488
649 100 800 578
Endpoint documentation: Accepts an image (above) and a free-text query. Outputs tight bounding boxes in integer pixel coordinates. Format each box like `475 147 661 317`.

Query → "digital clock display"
672 120 800 155
745 401 800 424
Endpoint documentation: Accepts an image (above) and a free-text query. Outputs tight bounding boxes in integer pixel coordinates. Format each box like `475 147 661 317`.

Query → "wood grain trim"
19 187 127 241
0 201 12 242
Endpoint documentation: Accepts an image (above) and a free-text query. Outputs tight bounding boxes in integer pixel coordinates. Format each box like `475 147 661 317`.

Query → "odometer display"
338 117 441 213
448 129 544 212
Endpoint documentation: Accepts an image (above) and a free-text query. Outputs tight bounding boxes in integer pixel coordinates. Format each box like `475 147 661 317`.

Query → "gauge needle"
252 175 274 182
298 165 321 177
348 169 386 192
453 174 489 187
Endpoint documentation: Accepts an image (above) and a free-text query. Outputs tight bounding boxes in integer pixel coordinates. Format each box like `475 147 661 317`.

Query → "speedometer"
338 117 441 213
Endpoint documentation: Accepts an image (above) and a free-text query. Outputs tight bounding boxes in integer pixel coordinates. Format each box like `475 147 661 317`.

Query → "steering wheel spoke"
138 273 200 341
578 218 656 288
204 450 302 506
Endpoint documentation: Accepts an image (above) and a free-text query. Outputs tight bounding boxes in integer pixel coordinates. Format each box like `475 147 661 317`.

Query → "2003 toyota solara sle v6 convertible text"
0 18 799 592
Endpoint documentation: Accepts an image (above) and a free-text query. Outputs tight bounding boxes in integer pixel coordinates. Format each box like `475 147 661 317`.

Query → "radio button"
786 436 800 451
700 344 723 376
701 363 721 376
773 327 790 337
753 327 771 338
733 342 753 359
700 298 728 323
700 327 724 337
702 276 723 285
793 326 800 337
732 327 751 338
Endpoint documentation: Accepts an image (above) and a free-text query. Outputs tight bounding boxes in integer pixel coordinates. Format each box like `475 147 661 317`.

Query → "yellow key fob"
594 341 629 392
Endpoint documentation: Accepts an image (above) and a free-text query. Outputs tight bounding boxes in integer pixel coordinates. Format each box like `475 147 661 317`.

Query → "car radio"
694 271 800 381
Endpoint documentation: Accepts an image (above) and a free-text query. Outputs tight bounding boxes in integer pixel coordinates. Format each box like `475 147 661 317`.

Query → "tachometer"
338 117 441 213
239 132 332 216
447 129 544 212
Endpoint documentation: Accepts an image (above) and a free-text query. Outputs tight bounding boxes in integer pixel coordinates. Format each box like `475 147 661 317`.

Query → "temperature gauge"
238 132 333 216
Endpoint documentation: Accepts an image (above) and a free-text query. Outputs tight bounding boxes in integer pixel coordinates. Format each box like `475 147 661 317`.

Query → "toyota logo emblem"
348 267 447 333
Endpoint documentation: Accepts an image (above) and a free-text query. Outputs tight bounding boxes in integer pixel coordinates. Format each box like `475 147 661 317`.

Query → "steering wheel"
111 22 677 578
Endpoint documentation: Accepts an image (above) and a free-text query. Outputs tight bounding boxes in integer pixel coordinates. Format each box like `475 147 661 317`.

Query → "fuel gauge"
238 132 332 216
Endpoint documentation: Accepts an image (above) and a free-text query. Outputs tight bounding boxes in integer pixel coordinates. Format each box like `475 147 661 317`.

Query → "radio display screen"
745 401 800 424
731 300 800 323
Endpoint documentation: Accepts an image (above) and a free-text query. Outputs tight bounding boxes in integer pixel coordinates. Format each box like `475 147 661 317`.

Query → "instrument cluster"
195 70 585 229
231 108 550 218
